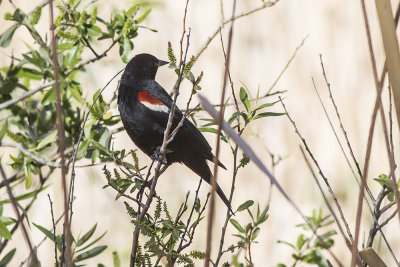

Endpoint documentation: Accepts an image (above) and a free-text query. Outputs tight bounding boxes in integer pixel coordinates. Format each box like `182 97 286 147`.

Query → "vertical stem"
0 165 38 265
204 1 236 266
49 1 72 266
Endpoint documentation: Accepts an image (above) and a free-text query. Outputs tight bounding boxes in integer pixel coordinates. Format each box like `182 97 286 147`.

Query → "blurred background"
1 0 399 265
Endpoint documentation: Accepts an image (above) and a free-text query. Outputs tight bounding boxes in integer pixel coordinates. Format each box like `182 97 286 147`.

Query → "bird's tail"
185 157 234 215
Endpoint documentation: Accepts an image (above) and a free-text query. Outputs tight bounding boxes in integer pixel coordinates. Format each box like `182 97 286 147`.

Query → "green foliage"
374 173 400 202
167 43 202 91
0 0 154 265
34 222 107 264
228 86 285 129
0 248 16 266
277 208 336 267
226 202 269 265
29 6 42 26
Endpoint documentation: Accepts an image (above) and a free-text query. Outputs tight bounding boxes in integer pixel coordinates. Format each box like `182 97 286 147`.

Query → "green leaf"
0 248 16 266
135 8 151 24
57 42 74 52
198 127 218 134
77 231 107 252
253 112 285 119
230 219 245 233
76 139 90 160
0 216 15 225
88 25 101 36
0 220 11 240
64 45 80 68
76 223 97 247
41 88 55 106
23 161 32 189
0 185 49 204
251 227 260 241
255 205 269 225
239 87 251 113
0 120 8 142
74 245 107 262
253 99 281 113
237 200 254 211
112 251 121 267
36 129 57 150
33 223 55 242
0 24 19 48
296 234 306 250
69 85 83 104
374 174 392 189
17 68 43 80
120 37 133 63
277 240 296 249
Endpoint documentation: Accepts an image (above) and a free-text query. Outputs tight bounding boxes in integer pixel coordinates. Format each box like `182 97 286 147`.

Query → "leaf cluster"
277 208 337 267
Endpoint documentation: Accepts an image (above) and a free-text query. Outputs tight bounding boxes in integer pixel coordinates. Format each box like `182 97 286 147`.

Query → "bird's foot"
143 178 153 188
151 147 168 165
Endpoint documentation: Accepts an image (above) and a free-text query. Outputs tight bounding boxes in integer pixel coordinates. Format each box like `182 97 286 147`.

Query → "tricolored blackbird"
117 53 233 213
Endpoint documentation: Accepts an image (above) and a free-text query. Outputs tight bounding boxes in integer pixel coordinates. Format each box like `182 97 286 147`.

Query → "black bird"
117 53 233 213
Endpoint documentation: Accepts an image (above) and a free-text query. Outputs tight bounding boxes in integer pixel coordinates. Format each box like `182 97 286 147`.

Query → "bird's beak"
157 59 169 67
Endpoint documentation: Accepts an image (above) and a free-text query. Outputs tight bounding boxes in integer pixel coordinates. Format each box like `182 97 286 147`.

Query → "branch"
194 0 280 61
280 97 354 244
0 164 38 265
265 34 308 96
0 81 54 111
1 142 62 168
130 4 192 265
49 1 72 266
198 94 345 266
205 1 236 265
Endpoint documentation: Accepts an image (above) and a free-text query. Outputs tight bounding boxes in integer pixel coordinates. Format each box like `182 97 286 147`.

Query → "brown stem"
204 1 236 266
0 164 38 264
49 1 72 265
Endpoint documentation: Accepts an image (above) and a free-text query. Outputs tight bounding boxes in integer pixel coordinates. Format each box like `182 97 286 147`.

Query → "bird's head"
123 53 168 80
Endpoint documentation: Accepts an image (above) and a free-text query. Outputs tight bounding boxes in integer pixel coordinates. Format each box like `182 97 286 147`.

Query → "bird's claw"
151 147 168 165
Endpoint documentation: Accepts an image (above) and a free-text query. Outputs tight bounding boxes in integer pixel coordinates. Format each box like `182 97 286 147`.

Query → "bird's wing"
137 80 221 162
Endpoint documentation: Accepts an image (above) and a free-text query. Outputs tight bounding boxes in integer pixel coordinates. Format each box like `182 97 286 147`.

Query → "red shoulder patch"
138 91 164 105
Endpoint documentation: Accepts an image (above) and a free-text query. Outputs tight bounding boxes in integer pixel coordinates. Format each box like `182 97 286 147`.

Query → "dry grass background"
1 0 399 265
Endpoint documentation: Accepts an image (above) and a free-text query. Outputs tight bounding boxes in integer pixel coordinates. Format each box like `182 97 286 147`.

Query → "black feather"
118 53 233 214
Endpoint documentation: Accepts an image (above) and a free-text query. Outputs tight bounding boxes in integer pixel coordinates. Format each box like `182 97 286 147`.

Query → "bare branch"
266 35 308 96
0 164 38 265
198 95 345 266
205 1 236 265
0 81 55 111
195 0 280 61
1 142 61 168
49 1 72 265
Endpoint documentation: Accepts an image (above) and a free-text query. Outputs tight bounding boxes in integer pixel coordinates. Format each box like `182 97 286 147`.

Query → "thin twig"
265 35 308 96
130 4 192 265
48 194 59 267
205 1 236 266
0 81 55 111
318 56 374 201
300 146 352 250
19 212 65 267
49 1 72 266
310 69 399 257
0 164 38 265
353 1 400 265
68 68 124 227
195 0 280 61
280 97 354 244
198 94 345 266
214 29 241 267
1 142 61 168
